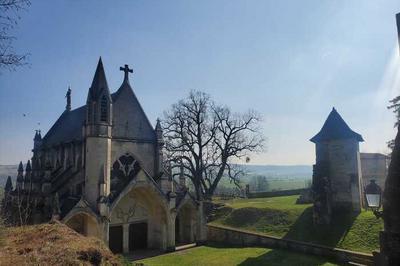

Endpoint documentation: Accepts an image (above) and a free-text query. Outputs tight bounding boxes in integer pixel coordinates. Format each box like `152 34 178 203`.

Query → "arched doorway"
64 212 100 237
109 179 170 253
175 201 197 245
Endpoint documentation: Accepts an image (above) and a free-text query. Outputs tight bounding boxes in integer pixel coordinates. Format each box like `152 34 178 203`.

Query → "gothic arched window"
110 154 141 201
100 95 108 122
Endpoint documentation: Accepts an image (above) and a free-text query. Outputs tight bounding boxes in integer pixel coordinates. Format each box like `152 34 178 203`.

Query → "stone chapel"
2 58 206 253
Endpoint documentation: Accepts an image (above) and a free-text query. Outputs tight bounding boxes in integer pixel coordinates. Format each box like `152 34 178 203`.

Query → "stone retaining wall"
207 224 374 265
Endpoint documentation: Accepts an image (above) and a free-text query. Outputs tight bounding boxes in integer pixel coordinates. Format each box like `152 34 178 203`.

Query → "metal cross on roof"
120 64 133 82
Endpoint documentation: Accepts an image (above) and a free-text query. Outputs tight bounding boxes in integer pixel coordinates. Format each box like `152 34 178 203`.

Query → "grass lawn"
212 195 383 253
134 244 339 266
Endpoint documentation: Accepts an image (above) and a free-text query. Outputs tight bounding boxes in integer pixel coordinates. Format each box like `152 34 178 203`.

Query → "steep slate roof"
111 71 156 140
42 106 86 146
42 59 157 147
310 107 364 143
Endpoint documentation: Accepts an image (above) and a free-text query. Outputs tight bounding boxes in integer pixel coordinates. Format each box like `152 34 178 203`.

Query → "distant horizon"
1 1 399 165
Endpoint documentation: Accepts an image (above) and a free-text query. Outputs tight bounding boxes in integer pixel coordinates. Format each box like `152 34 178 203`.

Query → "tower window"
100 96 108 122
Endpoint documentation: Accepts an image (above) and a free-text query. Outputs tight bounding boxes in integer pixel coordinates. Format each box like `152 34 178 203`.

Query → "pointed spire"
65 86 71 111
5 176 13 192
17 161 24 183
33 130 42 141
34 130 42 141
87 57 111 102
18 161 24 172
155 118 162 131
24 160 32 191
155 118 164 142
34 130 42 150
25 160 31 172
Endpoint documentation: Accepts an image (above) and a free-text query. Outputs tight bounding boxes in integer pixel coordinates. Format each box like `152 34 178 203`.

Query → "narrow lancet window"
100 95 108 122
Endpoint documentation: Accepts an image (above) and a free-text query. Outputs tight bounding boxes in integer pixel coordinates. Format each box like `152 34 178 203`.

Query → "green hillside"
212 195 383 253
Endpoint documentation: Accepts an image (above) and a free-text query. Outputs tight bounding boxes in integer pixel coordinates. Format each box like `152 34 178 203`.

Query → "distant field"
0 165 17 187
212 195 382 253
214 164 312 194
135 244 339 266
263 179 310 191
216 176 311 192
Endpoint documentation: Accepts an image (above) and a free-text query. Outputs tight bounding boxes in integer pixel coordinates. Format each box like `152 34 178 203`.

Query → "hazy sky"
0 1 399 165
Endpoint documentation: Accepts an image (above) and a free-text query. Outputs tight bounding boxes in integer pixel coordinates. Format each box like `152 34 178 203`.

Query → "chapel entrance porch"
108 221 148 254
108 176 172 254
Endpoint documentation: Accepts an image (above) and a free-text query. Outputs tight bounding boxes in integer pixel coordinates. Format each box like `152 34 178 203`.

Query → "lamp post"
364 180 383 218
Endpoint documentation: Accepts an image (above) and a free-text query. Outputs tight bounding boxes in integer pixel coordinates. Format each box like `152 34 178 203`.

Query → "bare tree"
163 90 265 200
0 0 30 71
1 181 33 226
14 186 32 226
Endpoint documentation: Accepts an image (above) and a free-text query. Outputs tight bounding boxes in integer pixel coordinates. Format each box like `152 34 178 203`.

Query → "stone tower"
84 57 113 208
311 108 363 216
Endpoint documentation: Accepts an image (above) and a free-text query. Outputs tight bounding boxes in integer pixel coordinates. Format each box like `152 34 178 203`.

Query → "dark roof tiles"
310 108 363 143
42 106 86 146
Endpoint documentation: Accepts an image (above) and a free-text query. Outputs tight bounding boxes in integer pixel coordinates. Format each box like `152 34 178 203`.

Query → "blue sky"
0 1 399 165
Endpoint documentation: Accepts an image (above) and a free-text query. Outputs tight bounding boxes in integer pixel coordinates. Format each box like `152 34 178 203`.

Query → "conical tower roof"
87 57 111 102
310 108 364 143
